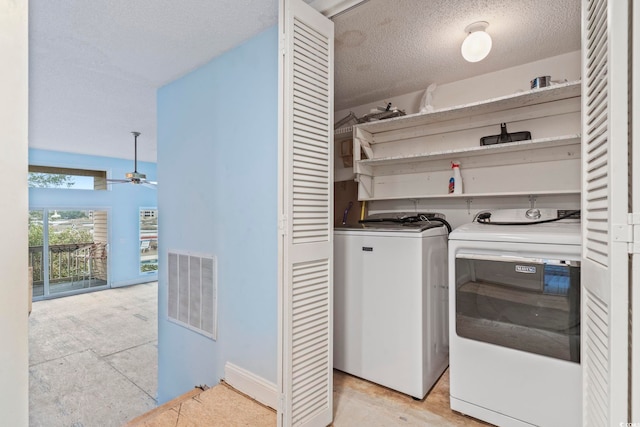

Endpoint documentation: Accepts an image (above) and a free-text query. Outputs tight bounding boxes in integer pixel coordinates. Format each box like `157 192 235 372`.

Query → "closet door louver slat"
279 1 334 426
581 0 630 424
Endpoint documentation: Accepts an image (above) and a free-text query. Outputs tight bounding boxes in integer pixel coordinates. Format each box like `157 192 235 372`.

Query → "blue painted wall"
156 26 278 403
29 148 158 286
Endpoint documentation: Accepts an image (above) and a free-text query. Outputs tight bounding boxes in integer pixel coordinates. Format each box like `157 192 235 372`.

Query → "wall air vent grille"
167 251 217 339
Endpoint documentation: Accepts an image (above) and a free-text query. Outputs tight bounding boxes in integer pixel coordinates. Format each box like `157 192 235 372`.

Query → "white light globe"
461 30 492 62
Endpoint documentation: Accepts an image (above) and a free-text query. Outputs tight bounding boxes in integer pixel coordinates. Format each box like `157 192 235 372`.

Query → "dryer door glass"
455 255 580 362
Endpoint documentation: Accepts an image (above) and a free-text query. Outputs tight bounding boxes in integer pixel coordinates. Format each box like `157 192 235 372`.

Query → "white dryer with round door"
448 209 581 427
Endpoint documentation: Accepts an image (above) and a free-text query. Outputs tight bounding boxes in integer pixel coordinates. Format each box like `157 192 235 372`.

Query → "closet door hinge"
620 213 640 254
278 393 286 413
279 216 288 236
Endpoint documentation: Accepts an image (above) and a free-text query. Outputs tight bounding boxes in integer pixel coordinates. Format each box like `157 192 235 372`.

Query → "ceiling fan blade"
106 179 131 183
140 179 157 189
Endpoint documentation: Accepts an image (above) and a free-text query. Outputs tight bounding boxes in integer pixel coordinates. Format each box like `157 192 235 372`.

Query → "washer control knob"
525 208 541 220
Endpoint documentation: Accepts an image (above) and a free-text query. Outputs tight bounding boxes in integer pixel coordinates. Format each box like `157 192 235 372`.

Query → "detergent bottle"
449 162 463 194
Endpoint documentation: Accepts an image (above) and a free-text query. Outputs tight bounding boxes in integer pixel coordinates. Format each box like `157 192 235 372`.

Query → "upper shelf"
357 189 581 202
353 80 581 137
358 134 581 168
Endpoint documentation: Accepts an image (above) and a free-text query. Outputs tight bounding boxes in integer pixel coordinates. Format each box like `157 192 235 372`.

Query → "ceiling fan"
107 131 157 188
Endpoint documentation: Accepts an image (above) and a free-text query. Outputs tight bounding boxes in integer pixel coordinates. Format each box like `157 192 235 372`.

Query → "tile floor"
32 278 108 299
29 282 158 427
29 281 488 427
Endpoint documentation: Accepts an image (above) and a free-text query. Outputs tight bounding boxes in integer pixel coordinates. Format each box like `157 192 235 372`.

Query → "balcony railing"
29 242 107 285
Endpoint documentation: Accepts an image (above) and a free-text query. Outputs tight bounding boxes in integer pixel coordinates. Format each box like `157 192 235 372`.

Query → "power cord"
418 214 452 233
359 214 452 233
476 210 581 225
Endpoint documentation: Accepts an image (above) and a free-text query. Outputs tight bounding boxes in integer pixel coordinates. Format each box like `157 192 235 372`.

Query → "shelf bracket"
356 174 373 200
528 195 538 209
358 138 374 159
354 128 374 159
466 198 473 215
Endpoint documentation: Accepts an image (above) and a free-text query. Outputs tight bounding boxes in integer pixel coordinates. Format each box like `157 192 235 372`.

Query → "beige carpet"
125 382 276 426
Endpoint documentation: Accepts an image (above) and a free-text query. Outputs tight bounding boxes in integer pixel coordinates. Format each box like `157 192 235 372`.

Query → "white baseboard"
224 362 277 410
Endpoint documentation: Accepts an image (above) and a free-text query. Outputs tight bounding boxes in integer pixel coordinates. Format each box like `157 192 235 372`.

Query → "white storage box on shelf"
350 81 582 201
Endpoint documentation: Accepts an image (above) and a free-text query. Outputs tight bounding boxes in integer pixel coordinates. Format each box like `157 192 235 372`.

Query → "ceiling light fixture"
461 21 492 63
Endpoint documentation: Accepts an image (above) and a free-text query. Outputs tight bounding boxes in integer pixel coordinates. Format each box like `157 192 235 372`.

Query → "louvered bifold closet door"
279 0 334 426
581 0 630 424
632 0 640 421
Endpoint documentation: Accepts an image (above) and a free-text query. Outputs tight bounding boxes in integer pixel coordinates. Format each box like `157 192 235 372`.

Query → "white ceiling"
29 0 580 163
29 0 278 163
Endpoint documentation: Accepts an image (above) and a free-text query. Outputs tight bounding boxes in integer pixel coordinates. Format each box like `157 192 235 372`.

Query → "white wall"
0 0 29 425
336 51 581 119
336 51 582 228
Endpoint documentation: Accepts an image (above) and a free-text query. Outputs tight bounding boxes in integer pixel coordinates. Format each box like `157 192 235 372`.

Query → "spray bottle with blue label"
449 162 463 194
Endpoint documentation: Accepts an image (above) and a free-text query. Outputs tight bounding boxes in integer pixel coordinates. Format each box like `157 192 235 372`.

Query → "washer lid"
449 221 581 245
337 211 447 234
336 221 445 234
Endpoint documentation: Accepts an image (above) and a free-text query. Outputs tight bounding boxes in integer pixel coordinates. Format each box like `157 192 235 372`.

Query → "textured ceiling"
29 0 580 163
333 0 581 111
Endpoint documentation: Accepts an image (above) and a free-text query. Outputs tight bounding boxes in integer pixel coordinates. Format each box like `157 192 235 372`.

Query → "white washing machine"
448 209 581 427
334 213 449 399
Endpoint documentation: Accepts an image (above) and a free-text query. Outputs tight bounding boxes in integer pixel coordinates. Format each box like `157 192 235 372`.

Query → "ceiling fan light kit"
461 21 492 63
106 131 157 188
125 171 146 183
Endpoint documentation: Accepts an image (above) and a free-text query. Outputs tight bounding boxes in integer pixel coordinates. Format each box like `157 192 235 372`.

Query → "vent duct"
168 251 217 339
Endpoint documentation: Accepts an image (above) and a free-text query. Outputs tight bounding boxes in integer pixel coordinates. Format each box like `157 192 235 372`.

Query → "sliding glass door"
28 208 109 299
29 210 45 298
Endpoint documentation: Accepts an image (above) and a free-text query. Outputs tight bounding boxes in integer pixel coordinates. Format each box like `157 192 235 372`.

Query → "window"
28 165 107 190
140 208 158 273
